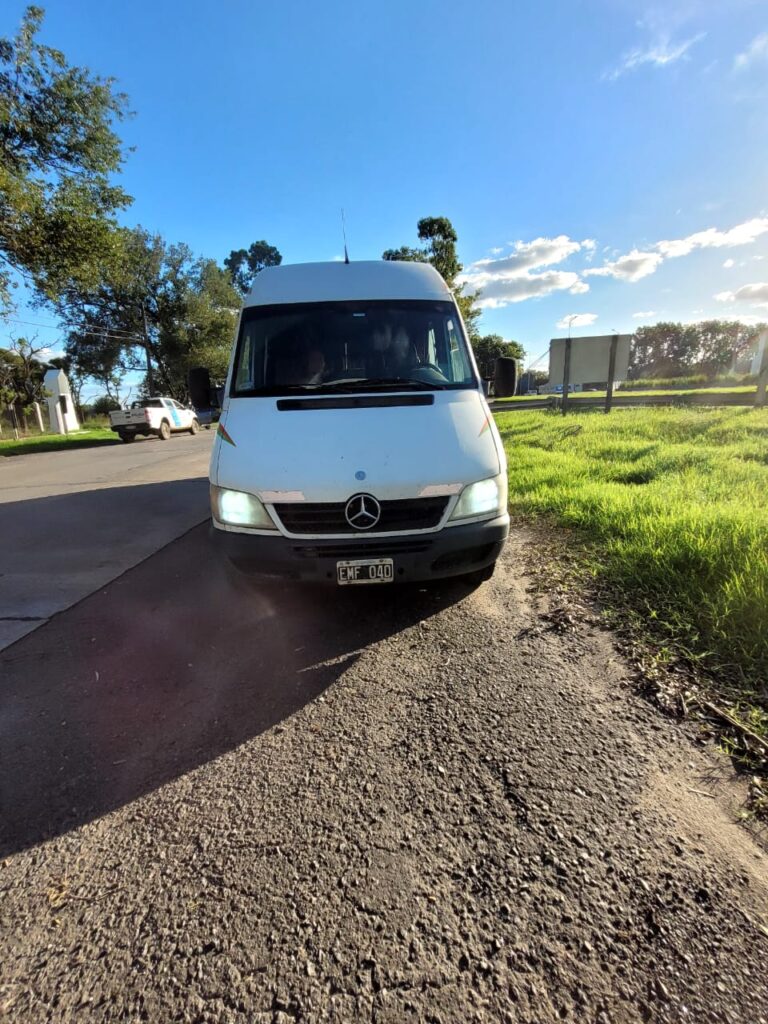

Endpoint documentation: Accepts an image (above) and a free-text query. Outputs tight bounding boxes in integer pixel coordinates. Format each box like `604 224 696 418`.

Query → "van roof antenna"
341 208 350 264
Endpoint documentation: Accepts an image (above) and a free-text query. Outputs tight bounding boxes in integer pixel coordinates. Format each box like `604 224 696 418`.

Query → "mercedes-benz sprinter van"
209 260 509 586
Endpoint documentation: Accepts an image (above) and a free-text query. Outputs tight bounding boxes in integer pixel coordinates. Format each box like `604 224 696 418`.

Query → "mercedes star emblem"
344 493 381 530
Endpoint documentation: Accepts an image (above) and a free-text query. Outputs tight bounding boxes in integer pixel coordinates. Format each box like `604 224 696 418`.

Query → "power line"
526 348 549 370
1 316 144 342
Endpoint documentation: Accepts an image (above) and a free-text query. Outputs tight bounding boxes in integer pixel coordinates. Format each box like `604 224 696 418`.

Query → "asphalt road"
1 524 766 1024
0 431 214 650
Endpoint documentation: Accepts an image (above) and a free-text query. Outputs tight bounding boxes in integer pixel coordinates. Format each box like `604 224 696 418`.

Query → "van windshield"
231 300 478 396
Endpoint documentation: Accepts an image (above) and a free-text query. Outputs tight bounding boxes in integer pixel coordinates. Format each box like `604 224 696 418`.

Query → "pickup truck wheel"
158 420 171 441
118 431 135 443
189 418 200 435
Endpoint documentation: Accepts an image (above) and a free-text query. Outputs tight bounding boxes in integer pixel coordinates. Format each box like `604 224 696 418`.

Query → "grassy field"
0 427 117 457
494 385 757 402
495 406 768 706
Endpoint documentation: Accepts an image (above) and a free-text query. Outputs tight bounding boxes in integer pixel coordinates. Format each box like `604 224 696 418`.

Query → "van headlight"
449 474 507 521
210 485 277 530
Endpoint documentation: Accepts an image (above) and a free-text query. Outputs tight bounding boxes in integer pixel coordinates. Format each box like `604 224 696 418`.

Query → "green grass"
619 372 757 391
0 428 117 457
495 406 768 699
493 385 756 402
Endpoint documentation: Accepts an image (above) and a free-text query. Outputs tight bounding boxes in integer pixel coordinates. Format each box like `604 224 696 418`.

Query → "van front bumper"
210 515 509 583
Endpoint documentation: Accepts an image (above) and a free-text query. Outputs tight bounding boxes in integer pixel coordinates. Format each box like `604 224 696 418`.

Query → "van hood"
211 389 502 503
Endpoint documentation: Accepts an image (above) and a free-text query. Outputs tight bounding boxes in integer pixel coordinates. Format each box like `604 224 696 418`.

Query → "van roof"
244 260 452 306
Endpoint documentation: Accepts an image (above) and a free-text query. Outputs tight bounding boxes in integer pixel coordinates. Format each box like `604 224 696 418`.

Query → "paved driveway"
0 432 214 649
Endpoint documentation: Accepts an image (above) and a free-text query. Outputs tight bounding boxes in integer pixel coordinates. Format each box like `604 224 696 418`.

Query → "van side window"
236 327 254 391
426 327 437 366
447 319 464 380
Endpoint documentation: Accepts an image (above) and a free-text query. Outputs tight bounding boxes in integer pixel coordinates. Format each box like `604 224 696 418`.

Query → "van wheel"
158 420 171 440
189 418 200 435
463 563 495 586
119 432 135 443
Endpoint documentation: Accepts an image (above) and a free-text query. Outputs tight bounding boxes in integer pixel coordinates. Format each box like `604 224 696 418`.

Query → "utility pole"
141 301 154 397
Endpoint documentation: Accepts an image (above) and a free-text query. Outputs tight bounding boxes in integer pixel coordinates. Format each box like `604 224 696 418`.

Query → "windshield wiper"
315 377 443 392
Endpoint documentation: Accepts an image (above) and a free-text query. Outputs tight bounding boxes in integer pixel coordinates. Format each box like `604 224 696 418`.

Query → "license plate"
336 558 394 585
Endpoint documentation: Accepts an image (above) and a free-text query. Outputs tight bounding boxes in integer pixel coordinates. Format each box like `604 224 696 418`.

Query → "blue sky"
3 0 768 388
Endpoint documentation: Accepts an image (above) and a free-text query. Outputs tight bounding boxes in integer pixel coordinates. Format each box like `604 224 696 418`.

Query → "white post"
752 330 767 376
33 401 45 433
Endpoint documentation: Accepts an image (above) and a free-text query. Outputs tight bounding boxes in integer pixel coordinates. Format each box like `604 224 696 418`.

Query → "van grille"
273 497 448 535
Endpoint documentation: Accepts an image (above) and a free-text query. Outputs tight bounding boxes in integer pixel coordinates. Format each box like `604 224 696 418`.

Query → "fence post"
562 338 572 416
756 330 768 409
605 334 618 414
33 401 45 433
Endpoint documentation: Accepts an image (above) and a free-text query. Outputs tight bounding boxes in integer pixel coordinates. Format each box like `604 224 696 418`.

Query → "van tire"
158 420 171 441
189 418 199 435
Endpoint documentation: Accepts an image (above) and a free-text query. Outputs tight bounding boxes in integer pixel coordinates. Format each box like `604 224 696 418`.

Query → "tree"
224 240 282 296
58 226 241 399
630 320 766 378
0 338 47 429
381 245 424 263
471 334 526 379
0 6 132 311
88 394 121 416
382 216 482 340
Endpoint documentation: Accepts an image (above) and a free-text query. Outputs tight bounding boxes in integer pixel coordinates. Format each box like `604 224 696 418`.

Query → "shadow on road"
0 523 469 857
0 478 211 649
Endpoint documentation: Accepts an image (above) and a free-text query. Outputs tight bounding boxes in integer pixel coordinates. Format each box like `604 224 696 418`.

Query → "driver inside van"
369 321 418 377
302 347 326 385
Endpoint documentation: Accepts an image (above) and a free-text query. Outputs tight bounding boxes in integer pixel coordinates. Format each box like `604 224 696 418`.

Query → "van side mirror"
188 366 214 410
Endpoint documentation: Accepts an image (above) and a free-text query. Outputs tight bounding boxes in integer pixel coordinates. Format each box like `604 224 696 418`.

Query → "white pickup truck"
109 398 200 443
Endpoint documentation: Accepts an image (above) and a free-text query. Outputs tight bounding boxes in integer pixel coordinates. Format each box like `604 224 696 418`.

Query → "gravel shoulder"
1 525 767 1023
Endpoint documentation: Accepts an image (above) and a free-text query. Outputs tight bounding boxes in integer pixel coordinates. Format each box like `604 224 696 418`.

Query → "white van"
209 260 509 586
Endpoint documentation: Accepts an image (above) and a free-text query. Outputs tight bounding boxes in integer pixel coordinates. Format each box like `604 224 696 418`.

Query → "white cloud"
473 271 586 309
556 313 598 330
489 246 503 255
585 250 663 282
474 235 583 275
632 310 656 319
732 314 767 326
467 216 768 310
723 258 735 268
604 32 705 81
734 32 768 72
715 282 768 308
584 216 768 285
459 235 592 309
656 217 768 257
